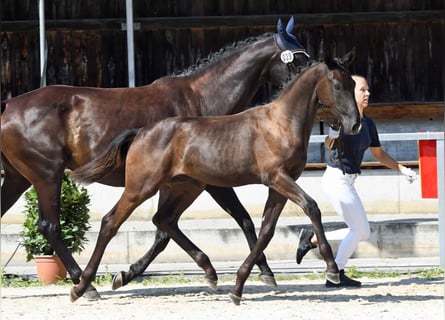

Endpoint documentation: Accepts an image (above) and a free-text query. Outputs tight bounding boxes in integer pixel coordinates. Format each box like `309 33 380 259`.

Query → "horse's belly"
188 168 259 188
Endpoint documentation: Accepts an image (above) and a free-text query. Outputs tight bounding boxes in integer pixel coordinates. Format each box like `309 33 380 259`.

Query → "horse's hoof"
259 274 277 288
205 277 218 290
84 285 101 301
112 272 124 290
326 272 340 284
70 286 80 303
228 292 241 306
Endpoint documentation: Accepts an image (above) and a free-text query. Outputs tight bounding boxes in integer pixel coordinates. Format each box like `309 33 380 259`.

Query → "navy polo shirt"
327 116 381 174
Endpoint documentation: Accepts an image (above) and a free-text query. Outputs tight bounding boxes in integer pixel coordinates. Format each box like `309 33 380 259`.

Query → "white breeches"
321 166 371 270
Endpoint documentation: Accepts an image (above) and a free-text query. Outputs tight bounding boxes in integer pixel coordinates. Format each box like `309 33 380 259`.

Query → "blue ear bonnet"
274 16 305 51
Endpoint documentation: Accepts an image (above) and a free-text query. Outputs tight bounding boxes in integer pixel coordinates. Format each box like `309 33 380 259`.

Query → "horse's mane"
297 56 350 77
269 59 318 100
175 33 272 76
272 56 351 100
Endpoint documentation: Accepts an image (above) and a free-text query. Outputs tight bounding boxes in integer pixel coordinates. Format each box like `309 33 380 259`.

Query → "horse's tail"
71 128 139 184
1 99 7 114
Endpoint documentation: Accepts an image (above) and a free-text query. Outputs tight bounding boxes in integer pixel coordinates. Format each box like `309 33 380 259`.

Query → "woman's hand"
400 166 417 183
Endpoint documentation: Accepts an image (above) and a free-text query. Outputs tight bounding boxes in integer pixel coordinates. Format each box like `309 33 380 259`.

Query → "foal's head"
316 49 361 135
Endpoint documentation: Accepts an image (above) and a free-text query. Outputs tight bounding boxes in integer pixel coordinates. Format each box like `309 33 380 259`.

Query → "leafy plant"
20 173 91 261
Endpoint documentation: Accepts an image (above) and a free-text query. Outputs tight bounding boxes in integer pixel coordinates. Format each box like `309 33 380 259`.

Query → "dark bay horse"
1 18 307 298
71 50 361 304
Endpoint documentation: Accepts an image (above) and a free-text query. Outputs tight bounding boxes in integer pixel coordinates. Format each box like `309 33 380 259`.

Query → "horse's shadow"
96 276 443 304
3 276 442 304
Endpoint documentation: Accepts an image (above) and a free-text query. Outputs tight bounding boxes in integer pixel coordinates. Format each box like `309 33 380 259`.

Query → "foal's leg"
150 182 220 288
229 173 339 305
112 227 171 290
113 185 276 290
205 185 276 287
112 183 219 290
268 173 338 278
71 183 158 302
230 189 287 305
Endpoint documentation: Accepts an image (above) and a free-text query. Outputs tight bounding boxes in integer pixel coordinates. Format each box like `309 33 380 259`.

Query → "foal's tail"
72 129 139 184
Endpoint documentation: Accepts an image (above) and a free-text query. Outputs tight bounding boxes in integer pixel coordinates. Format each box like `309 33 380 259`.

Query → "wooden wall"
1 1 444 106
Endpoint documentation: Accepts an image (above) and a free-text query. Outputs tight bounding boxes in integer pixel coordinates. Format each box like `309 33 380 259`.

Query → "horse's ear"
323 47 355 70
276 18 284 34
322 46 332 64
339 48 356 66
285 16 295 35
276 16 306 51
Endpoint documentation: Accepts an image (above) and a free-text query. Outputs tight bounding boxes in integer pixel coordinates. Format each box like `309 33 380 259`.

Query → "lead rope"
2 242 20 269
318 105 347 175
328 137 346 175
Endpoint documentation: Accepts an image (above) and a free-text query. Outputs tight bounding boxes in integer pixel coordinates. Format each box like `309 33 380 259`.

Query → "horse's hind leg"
1 137 100 299
31 176 100 300
71 181 160 301
1 156 31 216
151 182 219 288
205 185 276 288
112 183 218 290
112 227 171 290
112 187 175 289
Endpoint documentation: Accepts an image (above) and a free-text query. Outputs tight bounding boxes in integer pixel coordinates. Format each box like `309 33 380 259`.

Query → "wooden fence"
1 1 444 109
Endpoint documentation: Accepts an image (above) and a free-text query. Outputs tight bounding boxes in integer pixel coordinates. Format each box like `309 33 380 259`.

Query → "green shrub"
20 173 91 261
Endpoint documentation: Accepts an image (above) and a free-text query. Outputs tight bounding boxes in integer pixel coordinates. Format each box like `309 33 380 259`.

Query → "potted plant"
20 173 91 284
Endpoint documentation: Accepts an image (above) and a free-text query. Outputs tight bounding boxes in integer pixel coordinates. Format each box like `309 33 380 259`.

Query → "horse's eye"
334 83 341 91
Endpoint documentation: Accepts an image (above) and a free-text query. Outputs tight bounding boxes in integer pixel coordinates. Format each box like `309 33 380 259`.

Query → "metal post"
126 0 135 88
39 0 46 87
437 139 444 268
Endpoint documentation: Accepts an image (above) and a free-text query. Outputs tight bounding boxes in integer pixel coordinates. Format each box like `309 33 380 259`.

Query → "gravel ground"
1 274 443 320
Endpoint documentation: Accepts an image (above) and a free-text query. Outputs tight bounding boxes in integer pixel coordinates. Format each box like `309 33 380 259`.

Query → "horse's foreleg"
230 190 287 305
152 182 218 289
205 185 276 287
271 172 339 278
71 187 152 302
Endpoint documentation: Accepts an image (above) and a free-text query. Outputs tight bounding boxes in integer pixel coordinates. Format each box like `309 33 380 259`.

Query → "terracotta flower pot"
34 255 67 284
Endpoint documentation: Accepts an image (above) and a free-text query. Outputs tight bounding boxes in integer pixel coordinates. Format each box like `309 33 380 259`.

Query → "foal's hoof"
228 292 241 306
112 272 124 290
70 286 80 303
259 274 277 288
204 276 218 290
83 285 101 301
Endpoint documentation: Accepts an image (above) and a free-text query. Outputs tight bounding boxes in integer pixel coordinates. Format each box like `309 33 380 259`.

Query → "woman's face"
352 76 370 115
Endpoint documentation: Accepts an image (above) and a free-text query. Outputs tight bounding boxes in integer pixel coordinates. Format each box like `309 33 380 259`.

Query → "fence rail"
2 10 443 32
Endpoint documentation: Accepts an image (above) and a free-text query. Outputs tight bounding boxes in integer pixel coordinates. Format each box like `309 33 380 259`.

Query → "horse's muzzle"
342 119 361 135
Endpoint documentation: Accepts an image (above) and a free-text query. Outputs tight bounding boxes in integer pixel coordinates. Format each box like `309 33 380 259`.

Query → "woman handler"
296 75 417 287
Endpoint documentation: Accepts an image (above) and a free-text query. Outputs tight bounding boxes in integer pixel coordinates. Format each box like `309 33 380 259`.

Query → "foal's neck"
279 63 325 115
